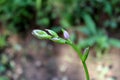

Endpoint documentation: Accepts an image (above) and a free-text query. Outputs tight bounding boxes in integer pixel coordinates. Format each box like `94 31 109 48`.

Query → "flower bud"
62 29 70 39
51 38 66 44
32 29 51 39
45 29 58 38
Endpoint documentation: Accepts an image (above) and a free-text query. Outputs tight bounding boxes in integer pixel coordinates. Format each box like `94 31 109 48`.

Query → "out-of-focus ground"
3 33 119 80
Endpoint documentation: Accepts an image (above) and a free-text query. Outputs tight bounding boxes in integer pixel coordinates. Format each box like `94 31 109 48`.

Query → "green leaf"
79 27 92 36
104 2 112 16
96 36 109 49
78 37 96 48
36 0 42 10
109 38 120 48
82 47 90 62
83 13 96 35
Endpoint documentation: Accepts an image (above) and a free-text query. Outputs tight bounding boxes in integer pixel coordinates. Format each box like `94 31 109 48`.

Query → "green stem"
68 42 90 80
82 61 90 80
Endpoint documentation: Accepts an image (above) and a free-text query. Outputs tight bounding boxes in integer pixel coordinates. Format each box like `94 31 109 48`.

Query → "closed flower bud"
32 29 51 39
45 29 58 38
62 29 70 39
51 38 66 44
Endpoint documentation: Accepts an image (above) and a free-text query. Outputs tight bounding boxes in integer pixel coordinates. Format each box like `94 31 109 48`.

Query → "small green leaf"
83 13 96 35
45 29 58 38
82 47 90 62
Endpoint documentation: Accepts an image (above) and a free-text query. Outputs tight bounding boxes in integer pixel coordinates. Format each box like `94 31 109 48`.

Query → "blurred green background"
0 0 120 80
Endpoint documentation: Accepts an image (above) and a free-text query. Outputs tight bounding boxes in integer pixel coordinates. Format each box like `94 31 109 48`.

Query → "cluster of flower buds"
32 29 70 44
32 29 90 80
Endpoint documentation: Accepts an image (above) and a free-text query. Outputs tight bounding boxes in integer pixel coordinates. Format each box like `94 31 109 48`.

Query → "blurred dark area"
0 0 120 80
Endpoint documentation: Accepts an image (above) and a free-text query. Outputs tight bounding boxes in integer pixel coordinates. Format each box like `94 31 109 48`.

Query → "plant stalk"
68 42 90 80
82 61 90 80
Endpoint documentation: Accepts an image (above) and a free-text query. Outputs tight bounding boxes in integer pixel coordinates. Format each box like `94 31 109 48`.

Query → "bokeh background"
0 0 120 80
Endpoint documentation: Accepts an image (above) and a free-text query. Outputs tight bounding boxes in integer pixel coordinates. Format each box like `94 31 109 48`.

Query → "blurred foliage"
0 0 120 31
0 35 7 49
78 13 120 48
76 13 120 56
0 0 120 54
0 0 35 33
73 0 120 29
0 53 15 80
0 76 9 80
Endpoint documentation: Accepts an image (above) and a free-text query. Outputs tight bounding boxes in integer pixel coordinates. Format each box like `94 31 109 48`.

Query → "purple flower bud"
63 30 70 39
